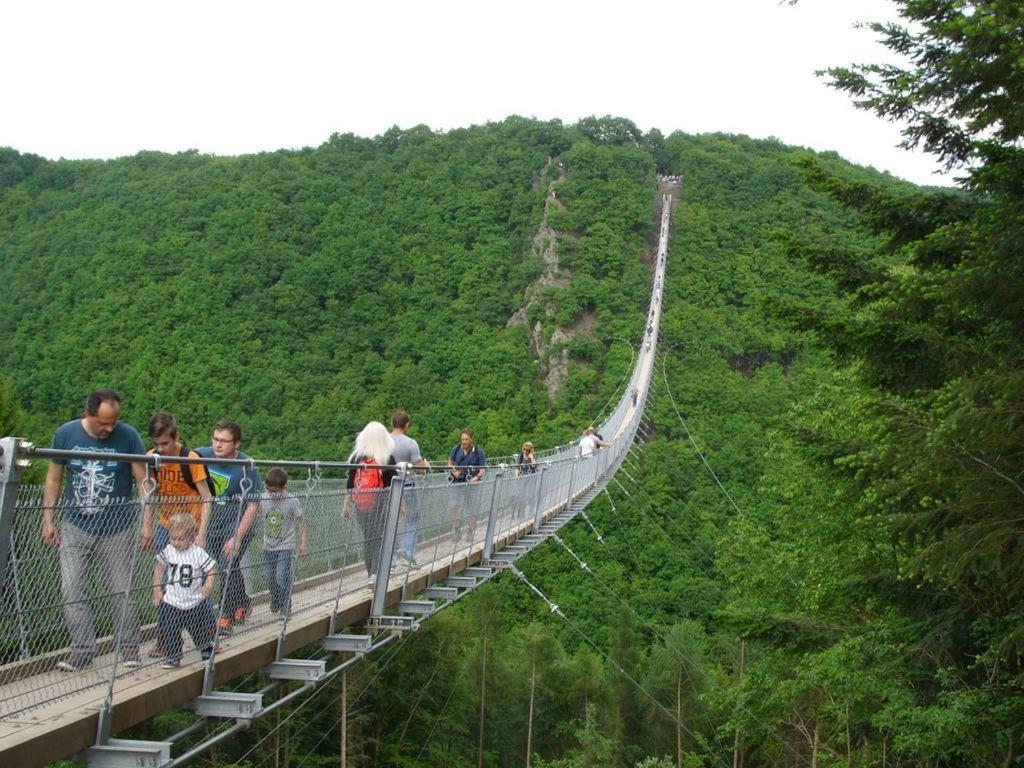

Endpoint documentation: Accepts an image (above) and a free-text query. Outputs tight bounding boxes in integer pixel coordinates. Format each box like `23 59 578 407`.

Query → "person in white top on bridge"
578 427 603 457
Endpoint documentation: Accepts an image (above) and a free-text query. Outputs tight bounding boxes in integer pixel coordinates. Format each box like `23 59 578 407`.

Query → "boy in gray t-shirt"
259 468 307 614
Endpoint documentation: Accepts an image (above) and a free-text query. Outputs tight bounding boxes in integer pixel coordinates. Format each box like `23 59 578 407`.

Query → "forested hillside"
0 118 654 459
5 11 1022 759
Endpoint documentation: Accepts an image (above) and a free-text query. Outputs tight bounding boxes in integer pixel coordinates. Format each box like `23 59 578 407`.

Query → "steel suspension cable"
592 354 814 767
230 632 411 768
412 590 506 762
659 355 745 518
548 534 720 737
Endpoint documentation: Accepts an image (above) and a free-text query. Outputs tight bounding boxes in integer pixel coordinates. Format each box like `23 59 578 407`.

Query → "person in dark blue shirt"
41 389 150 671
447 428 486 544
195 420 263 634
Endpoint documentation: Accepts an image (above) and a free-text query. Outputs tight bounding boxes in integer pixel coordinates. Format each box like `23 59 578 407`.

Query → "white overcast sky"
3 0 953 187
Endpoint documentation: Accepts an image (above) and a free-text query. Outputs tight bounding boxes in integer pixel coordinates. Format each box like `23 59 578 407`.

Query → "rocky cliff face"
507 158 579 398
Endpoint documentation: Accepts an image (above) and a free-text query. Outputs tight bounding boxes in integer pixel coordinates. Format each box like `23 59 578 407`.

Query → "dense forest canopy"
0 118 655 460
5 2 1024 762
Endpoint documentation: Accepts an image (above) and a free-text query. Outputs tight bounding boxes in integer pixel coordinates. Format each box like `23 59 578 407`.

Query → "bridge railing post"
564 459 577 512
532 465 548 532
370 466 407 619
0 438 32 663
97 463 154 745
203 474 254 694
482 468 505 561
502 466 524 541
0 437 27 591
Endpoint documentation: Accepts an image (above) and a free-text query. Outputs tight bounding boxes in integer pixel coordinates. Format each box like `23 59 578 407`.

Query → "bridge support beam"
83 738 172 768
192 691 263 719
264 658 328 682
323 633 373 654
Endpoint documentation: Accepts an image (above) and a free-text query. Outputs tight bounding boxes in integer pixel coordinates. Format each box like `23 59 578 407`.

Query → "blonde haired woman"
342 422 397 580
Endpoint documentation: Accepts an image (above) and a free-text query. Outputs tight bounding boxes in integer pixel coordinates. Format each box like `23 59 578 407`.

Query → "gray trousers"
59 522 140 657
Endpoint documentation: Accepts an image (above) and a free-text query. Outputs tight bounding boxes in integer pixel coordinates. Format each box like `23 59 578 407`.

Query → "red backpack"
352 457 384 512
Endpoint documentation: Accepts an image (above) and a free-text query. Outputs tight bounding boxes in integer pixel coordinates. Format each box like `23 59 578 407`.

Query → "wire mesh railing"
0 400 647 717
0 439 624 719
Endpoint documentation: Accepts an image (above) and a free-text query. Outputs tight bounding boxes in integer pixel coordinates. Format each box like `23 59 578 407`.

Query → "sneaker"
160 658 180 669
217 617 233 635
200 648 214 661
122 652 142 669
232 606 248 625
56 654 93 672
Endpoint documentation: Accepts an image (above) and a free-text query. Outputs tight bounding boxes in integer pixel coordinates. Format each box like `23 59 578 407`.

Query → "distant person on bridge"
515 441 538 476
511 441 538 518
259 468 307 615
42 388 150 672
195 420 264 635
578 427 603 457
152 514 216 669
447 428 486 542
390 411 428 566
342 421 398 581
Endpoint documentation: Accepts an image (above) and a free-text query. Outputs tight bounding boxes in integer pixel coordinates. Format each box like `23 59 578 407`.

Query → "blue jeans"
261 548 294 613
154 523 169 553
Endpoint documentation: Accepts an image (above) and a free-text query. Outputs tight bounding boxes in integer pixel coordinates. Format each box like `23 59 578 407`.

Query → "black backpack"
178 445 215 495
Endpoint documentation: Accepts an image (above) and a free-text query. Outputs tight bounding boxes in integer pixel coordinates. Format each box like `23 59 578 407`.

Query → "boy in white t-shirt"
152 514 217 669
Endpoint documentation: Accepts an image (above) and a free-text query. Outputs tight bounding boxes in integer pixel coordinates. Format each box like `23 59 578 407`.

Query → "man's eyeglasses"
211 436 237 444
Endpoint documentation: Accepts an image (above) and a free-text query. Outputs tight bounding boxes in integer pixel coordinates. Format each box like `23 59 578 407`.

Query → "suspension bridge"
0 191 675 768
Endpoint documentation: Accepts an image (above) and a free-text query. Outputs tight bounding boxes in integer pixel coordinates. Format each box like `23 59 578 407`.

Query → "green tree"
767 0 1024 762
642 623 710 768
521 623 564 768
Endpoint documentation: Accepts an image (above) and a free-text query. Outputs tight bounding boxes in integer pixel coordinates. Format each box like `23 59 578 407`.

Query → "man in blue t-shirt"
41 389 151 671
195 419 263 634
447 428 486 543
